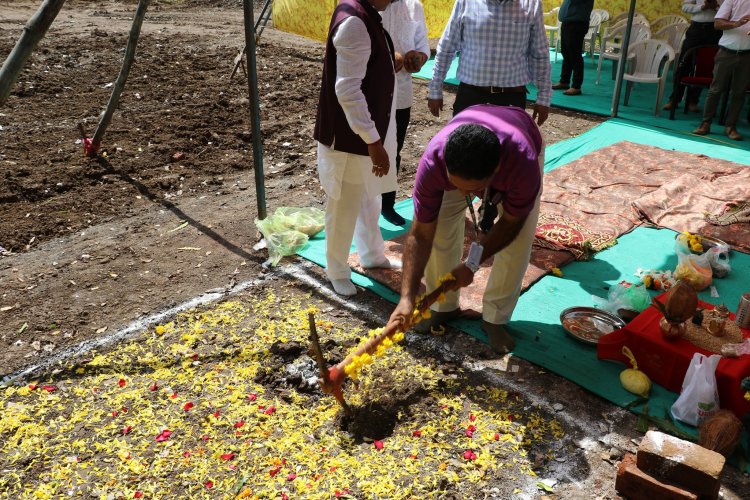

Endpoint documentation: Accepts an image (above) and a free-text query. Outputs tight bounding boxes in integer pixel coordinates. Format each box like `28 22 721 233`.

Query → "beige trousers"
425 140 545 325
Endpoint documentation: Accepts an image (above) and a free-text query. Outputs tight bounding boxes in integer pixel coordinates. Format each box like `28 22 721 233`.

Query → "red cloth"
597 295 750 420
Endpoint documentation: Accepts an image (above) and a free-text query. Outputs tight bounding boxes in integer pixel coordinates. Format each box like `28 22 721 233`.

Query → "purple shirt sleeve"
412 105 542 223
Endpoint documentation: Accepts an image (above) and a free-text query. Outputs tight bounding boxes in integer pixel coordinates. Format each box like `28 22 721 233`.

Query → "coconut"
698 410 743 458
654 280 698 324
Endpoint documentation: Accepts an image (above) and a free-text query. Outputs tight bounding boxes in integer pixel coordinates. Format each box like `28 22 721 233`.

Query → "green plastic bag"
254 206 324 266
274 207 325 236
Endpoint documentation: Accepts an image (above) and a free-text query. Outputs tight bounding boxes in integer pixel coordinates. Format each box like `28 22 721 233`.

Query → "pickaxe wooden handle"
308 277 456 414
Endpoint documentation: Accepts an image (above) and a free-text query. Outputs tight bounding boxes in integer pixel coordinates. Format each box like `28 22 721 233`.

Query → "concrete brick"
637 430 724 499
616 453 698 500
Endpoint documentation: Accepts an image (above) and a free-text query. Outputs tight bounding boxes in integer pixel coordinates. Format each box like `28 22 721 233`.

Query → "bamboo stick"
0 0 66 106
88 0 151 156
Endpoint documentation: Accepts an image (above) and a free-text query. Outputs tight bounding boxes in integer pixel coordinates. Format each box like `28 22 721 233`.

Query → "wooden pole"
88 0 151 155
0 0 67 106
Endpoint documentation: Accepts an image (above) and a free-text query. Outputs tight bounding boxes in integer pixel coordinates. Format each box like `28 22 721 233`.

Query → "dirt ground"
1 1 747 498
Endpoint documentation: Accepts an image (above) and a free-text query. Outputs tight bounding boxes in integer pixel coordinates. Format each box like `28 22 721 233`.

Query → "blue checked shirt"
428 0 552 107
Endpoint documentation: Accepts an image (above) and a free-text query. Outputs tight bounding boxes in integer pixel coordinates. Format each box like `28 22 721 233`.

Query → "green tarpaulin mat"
297 115 750 468
414 50 750 150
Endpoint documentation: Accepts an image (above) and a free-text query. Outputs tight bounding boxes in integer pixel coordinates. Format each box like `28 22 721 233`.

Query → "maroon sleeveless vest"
313 0 395 156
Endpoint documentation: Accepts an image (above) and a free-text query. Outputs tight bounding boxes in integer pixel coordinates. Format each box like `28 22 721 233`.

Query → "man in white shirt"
380 0 430 226
693 0 750 140
313 0 401 296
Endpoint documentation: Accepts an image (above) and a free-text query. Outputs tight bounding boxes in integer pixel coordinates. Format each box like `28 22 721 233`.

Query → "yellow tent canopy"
272 0 687 42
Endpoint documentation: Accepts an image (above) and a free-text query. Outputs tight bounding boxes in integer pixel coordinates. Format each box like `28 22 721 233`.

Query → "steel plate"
559 307 626 345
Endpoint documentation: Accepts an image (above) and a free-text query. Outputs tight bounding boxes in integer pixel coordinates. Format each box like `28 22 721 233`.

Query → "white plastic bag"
670 353 721 426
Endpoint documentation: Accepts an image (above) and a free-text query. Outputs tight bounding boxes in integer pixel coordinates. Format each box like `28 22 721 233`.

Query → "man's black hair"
444 124 501 180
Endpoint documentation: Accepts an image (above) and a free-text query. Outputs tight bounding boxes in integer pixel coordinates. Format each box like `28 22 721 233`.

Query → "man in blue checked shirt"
427 0 552 127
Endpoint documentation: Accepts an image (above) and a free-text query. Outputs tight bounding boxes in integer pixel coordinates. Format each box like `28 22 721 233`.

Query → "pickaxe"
308 277 457 415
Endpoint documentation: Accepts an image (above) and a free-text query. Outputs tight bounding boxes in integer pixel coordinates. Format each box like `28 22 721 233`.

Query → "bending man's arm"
387 219 437 327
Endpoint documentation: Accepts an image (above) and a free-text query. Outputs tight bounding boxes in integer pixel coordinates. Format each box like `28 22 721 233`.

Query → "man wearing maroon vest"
314 0 401 296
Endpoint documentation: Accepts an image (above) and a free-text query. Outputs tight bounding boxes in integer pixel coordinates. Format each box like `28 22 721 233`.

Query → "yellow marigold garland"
344 273 455 380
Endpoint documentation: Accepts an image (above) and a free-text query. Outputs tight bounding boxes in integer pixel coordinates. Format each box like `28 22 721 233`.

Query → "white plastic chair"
592 9 610 23
591 9 610 50
622 39 676 116
610 12 650 28
596 22 651 84
654 23 688 66
544 7 561 51
651 14 688 33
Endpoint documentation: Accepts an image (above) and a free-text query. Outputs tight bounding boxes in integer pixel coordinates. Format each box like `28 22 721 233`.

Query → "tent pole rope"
243 0 267 220
89 0 151 154
0 0 67 106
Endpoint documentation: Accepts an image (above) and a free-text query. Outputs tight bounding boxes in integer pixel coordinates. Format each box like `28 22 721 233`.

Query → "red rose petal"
465 429 474 438
467 425 476 432
122 426 133 435
42 385 57 392
264 406 276 415
149 383 158 391
247 393 257 402
112 411 119 417
191 354 199 360
212 410 220 418
508 414 514 422
282 493 289 500
134 492 143 499
269 466 281 477
204 481 213 489
412 430 422 437
28 384 38 391
463 449 477 460
373 440 384 450
122 407 128 413
118 378 126 388
155 429 172 442
233 420 245 428
201 435 211 441
493 433 500 441
220 452 235 461
183 402 194 411
469 414 476 422
170 392 177 399
183 451 191 458
286 473 296 481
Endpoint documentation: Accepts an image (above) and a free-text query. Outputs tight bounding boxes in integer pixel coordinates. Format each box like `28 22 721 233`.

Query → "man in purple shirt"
388 104 544 354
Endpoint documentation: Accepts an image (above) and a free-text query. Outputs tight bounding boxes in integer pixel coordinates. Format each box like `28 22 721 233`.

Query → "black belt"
460 82 527 94
691 22 716 27
720 46 750 56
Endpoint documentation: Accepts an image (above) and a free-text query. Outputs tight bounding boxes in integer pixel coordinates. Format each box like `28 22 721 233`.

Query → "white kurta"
317 15 398 281
381 0 430 110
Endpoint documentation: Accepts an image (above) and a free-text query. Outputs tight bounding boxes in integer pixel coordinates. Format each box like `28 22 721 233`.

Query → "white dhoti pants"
317 143 397 281
425 141 545 325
